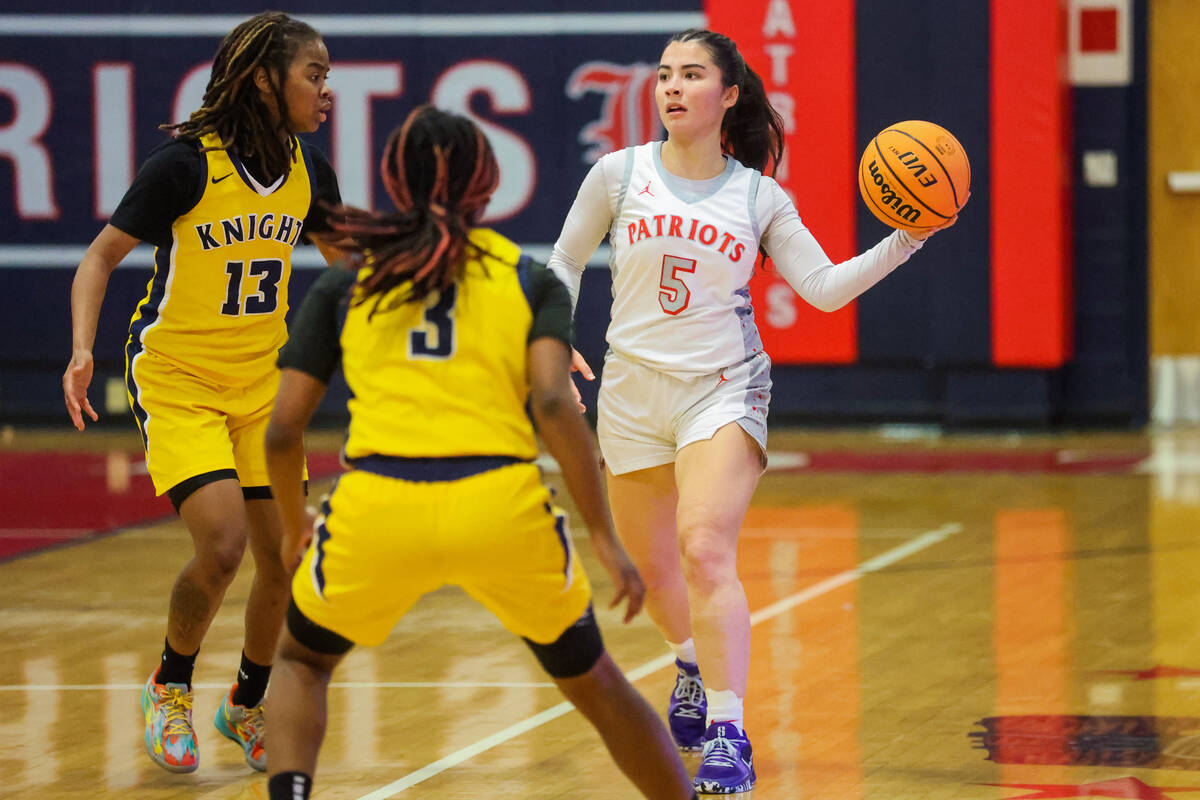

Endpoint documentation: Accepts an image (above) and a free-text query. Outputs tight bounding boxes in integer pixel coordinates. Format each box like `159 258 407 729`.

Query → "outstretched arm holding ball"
907 206 964 240
755 119 970 312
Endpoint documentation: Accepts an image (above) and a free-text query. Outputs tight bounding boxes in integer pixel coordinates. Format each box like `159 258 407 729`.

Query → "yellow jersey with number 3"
339 228 539 460
127 132 314 388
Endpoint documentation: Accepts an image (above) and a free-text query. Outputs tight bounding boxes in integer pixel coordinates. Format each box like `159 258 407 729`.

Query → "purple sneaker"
667 659 706 751
694 722 755 794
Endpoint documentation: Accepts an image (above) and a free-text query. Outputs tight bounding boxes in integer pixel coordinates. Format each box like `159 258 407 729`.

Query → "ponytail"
328 105 499 318
722 65 785 176
667 28 785 176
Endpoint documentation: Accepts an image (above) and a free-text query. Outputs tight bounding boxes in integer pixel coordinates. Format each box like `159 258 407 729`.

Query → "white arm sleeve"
546 157 616 312
758 179 924 313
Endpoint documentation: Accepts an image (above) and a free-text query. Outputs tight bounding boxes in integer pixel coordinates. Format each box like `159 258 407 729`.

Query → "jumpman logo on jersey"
638 181 655 197
716 372 729 387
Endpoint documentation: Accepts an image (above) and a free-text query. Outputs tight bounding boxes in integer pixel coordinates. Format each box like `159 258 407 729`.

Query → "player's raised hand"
63 350 99 431
908 191 970 241
569 347 594 413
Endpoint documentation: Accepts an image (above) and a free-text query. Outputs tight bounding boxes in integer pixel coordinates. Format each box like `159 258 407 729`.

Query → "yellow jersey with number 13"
127 132 314 388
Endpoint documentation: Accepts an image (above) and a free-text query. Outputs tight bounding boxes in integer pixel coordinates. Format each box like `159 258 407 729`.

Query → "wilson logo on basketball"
864 159 922 224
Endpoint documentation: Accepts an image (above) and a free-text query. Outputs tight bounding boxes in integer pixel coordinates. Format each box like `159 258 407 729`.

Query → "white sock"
667 638 697 666
705 689 743 731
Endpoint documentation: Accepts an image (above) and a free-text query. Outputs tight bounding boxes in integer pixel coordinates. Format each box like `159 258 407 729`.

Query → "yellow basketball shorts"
126 348 304 496
291 461 593 647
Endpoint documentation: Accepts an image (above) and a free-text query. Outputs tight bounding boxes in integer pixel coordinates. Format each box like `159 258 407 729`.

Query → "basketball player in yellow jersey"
263 106 699 800
62 13 341 775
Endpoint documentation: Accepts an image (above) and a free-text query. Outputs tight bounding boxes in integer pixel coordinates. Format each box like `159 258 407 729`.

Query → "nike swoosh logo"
211 172 233 184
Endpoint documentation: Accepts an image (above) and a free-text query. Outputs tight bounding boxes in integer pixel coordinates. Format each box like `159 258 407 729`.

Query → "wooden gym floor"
3 424 1200 800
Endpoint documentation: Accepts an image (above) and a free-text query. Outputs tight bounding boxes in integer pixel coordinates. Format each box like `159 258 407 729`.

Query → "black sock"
268 771 312 800
231 651 271 707
157 638 197 687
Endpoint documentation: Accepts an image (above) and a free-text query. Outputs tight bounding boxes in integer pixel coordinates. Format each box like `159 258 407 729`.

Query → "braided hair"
163 12 320 182
329 105 501 317
667 28 785 176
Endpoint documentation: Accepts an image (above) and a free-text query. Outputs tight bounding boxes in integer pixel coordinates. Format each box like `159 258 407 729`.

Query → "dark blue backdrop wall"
0 1 1147 427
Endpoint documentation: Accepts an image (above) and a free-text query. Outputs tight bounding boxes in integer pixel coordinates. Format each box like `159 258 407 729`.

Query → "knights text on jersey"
127 133 316 388
604 142 765 376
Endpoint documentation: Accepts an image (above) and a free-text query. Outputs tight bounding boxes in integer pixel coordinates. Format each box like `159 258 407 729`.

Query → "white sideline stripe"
0 680 556 692
0 13 705 37
0 244 611 269
357 702 578 800
537 450 811 475
0 528 94 537
356 522 965 799
749 523 963 624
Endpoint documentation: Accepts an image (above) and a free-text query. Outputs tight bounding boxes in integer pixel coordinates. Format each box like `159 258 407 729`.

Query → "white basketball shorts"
596 350 771 476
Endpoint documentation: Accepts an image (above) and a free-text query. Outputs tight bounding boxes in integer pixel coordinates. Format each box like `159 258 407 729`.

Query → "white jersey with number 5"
548 141 925 378
610 142 761 375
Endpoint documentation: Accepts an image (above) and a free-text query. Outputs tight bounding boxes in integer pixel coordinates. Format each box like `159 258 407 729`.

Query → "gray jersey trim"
735 284 764 360
747 170 763 244
612 146 636 220
608 147 637 289
735 351 772 455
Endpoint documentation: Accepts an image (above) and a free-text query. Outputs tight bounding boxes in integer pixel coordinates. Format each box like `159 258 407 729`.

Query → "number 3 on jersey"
410 285 457 359
659 254 696 315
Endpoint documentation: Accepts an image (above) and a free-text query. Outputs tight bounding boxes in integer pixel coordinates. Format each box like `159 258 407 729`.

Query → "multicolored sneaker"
694 722 755 794
667 659 707 751
141 670 198 773
213 686 266 771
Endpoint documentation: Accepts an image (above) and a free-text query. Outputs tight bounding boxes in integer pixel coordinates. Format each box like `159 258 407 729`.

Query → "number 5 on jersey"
659 254 696 315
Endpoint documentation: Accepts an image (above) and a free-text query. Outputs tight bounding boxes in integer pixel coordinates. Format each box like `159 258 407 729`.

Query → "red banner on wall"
990 0 1073 367
706 0 859 364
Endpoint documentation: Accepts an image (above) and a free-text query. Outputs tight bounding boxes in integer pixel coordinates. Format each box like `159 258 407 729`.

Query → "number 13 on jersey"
221 258 283 316
659 254 696 315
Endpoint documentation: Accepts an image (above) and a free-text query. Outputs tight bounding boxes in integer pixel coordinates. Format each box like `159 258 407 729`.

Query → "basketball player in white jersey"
547 28 962 794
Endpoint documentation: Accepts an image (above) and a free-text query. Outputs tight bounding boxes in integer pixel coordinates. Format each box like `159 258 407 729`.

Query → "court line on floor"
355 521 964 800
0 529 96 537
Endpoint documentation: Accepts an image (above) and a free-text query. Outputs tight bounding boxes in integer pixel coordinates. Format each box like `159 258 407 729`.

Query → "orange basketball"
858 120 970 234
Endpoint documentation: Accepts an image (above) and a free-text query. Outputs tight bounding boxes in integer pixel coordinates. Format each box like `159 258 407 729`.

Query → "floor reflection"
4 429 1200 798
